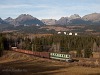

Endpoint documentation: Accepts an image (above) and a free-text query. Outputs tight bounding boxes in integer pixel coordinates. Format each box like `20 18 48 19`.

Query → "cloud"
33 4 49 8
0 4 32 9
0 0 100 19
0 4 53 9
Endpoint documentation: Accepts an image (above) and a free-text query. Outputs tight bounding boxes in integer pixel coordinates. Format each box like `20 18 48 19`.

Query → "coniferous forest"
0 34 4 57
1 33 100 58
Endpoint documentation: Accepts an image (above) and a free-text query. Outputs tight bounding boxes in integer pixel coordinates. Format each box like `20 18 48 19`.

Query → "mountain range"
42 13 100 25
0 13 100 26
4 14 44 26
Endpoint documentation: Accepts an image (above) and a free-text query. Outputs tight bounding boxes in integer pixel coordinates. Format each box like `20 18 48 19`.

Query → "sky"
0 0 100 20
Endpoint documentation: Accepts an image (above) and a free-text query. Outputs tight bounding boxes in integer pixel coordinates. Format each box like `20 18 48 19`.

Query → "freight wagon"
12 47 72 62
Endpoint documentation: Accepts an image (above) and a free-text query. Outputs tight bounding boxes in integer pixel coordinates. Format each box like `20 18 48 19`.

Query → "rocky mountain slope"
56 17 68 25
56 14 94 25
4 17 15 25
0 18 8 25
4 14 44 26
42 19 57 25
1 13 100 26
82 13 100 22
0 18 11 29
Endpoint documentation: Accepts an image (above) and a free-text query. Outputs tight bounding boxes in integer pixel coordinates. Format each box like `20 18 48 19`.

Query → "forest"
0 33 100 58
0 33 14 57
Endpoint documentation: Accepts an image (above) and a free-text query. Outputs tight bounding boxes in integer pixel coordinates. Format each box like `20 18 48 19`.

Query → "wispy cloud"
34 4 50 8
0 4 53 9
0 4 32 9
0 0 100 19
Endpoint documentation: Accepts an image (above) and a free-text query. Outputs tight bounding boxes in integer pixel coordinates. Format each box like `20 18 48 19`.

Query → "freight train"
11 47 72 62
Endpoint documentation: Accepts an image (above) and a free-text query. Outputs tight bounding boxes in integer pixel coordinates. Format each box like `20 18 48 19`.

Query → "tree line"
1 33 100 58
0 33 8 57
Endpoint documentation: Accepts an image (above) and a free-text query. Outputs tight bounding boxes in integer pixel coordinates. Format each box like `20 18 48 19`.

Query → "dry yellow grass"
0 51 100 75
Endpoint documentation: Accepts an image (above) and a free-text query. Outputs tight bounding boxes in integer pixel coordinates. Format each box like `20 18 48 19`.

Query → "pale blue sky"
0 0 100 20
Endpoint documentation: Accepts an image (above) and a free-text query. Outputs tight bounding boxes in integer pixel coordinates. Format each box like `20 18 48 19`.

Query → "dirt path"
0 51 100 75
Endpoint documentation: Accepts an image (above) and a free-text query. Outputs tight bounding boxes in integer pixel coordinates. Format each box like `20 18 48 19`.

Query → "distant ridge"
42 19 57 25
4 14 44 26
56 13 100 25
0 13 100 26
0 18 8 24
82 13 100 23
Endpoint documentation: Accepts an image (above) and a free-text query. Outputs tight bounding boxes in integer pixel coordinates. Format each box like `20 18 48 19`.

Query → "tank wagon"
12 47 72 62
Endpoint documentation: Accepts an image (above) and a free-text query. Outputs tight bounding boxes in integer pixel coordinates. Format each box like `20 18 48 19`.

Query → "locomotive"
12 47 72 62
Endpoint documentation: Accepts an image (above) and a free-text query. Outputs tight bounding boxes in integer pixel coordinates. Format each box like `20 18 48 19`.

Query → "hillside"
42 19 57 25
4 14 44 26
0 51 100 75
0 13 100 34
82 13 100 22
